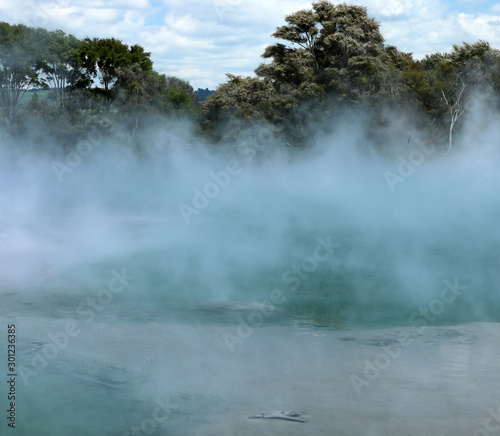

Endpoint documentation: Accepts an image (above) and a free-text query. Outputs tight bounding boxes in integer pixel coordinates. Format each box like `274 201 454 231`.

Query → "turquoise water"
18 237 500 331
3 227 500 436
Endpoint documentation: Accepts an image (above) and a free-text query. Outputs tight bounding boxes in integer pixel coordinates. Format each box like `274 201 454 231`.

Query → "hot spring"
1 113 500 435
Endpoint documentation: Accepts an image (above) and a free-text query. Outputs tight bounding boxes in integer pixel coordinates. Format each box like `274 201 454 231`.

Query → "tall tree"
36 29 83 108
255 1 390 102
202 1 414 147
78 37 153 107
0 22 45 127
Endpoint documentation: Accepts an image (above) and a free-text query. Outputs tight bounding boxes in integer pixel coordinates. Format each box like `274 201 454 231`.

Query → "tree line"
0 22 199 146
203 1 500 152
1 1 499 153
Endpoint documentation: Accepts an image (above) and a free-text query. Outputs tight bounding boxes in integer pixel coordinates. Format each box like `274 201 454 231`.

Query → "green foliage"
0 2 499 153
197 1 500 149
256 1 388 98
77 37 153 106
201 74 285 141
161 76 196 113
250 1 401 144
0 22 46 126
163 88 192 108
35 29 83 108
112 66 197 144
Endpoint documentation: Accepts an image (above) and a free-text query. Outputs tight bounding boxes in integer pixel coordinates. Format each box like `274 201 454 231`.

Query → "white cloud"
362 0 500 57
457 12 500 41
368 0 417 17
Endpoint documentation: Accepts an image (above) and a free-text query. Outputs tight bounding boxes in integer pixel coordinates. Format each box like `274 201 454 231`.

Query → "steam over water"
1 112 500 435
3 116 499 326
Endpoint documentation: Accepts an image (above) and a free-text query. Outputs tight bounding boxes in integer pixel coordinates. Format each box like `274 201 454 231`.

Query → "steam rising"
2 105 499 327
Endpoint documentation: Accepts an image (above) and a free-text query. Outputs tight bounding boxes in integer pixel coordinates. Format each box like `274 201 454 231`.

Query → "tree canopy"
0 22 197 144
202 2 500 149
256 1 388 97
0 1 499 153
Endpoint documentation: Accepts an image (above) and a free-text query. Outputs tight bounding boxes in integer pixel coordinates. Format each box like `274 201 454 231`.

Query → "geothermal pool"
1 126 500 435
4 299 500 436
2 210 500 436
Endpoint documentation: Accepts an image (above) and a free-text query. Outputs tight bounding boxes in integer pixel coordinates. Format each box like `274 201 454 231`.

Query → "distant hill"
194 88 215 103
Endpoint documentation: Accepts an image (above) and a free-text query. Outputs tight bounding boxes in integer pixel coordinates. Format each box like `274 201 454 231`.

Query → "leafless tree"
441 76 470 156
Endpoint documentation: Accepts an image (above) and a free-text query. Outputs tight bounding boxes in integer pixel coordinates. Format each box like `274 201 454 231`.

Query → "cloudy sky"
2 0 500 89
